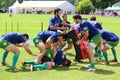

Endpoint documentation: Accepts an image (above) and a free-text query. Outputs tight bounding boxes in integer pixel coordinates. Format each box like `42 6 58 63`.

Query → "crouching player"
22 49 71 71
99 30 119 64
0 32 37 71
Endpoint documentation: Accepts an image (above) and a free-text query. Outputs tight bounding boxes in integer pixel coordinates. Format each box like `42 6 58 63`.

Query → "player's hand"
31 53 38 56
76 40 81 45
77 33 81 39
60 27 65 30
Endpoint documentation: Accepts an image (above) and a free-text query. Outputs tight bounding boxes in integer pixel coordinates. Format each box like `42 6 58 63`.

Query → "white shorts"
88 42 96 48
105 43 112 48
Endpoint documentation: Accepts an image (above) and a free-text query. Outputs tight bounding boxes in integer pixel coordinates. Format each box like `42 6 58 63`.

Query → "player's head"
58 33 67 42
62 59 71 67
54 8 62 16
22 33 29 41
90 16 96 21
73 14 82 24
62 14 67 20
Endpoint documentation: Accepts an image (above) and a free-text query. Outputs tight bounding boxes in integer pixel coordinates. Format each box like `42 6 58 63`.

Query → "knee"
14 49 20 54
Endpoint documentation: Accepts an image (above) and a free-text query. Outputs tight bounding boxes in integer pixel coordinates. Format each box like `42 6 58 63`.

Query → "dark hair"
59 33 67 41
90 16 96 21
62 14 67 18
63 59 71 67
22 33 29 39
54 8 61 15
73 14 82 20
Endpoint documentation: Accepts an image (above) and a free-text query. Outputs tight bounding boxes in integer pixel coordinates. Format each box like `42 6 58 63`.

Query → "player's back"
2 32 25 44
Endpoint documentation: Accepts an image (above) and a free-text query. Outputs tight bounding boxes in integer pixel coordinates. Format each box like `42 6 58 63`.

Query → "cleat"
86 68 96 72
102 62 110 65
10 67 20 72
110 59 118 62
1 62 10 67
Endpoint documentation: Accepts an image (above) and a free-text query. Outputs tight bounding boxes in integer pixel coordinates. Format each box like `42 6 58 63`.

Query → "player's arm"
50 26 65 31
51 43 57 60
50 19 64 31
76 28 89 45
22 43 37 56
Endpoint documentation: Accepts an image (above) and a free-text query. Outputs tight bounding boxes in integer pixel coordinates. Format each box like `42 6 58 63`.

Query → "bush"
76 0 95 14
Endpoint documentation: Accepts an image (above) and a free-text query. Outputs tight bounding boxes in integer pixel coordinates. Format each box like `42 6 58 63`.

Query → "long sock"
33 64 48 69
2 51 8 64
95 47 98 53
97 50 102 59
90 63 95 69
24 60 35 64
103 52 109 63
11 54 19 70
112 49 117 60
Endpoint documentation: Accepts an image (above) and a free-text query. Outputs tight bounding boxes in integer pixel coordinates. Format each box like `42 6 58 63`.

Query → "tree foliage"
76 0 94 14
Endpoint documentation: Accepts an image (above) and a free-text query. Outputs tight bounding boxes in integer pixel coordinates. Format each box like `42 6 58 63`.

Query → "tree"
76 0 94 14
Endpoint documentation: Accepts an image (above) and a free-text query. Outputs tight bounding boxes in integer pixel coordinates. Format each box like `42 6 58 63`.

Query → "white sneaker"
86 68 96 72
30 64 34 71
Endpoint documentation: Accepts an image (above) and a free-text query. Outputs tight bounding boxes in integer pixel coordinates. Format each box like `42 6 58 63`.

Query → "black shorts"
41 56 51 63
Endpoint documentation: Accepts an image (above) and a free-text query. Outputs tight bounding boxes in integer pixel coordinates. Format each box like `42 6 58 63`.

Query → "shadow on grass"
20 67 30 72
54 66 79 71
109 62 120 67
95 69 115 75
80 66 115 75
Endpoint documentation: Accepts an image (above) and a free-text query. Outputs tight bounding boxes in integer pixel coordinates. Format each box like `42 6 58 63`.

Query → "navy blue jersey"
2 32 25 44
99 30 119 42
89 21 103 30
81 20 99 40
53 50 66 66
36 30 59 43
48 16 62 31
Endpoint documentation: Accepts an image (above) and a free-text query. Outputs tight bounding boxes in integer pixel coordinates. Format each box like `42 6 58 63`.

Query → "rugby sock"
112 49 117 60
97 50 102 59
2 51 8 64
90 63 95 69
11 54 19 70
103 52 109 63
24 60 35 64
33 64 48 69
95 47 98 53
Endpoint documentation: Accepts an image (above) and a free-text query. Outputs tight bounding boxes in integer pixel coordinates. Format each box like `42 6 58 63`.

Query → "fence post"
5 22 7 33
11 22 13 32
41 21 43 32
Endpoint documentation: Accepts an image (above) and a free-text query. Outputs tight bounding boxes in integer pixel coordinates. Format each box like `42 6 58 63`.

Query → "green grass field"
0 14 120 80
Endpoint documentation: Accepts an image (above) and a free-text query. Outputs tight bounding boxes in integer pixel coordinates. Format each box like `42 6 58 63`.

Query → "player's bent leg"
22 60 35 66
45 62 53 69
110 48 118 62
5 44 20 71
102 45 110 65
30 63 49 71
35 43 46 63
86 44 95 69
1 51 10 67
